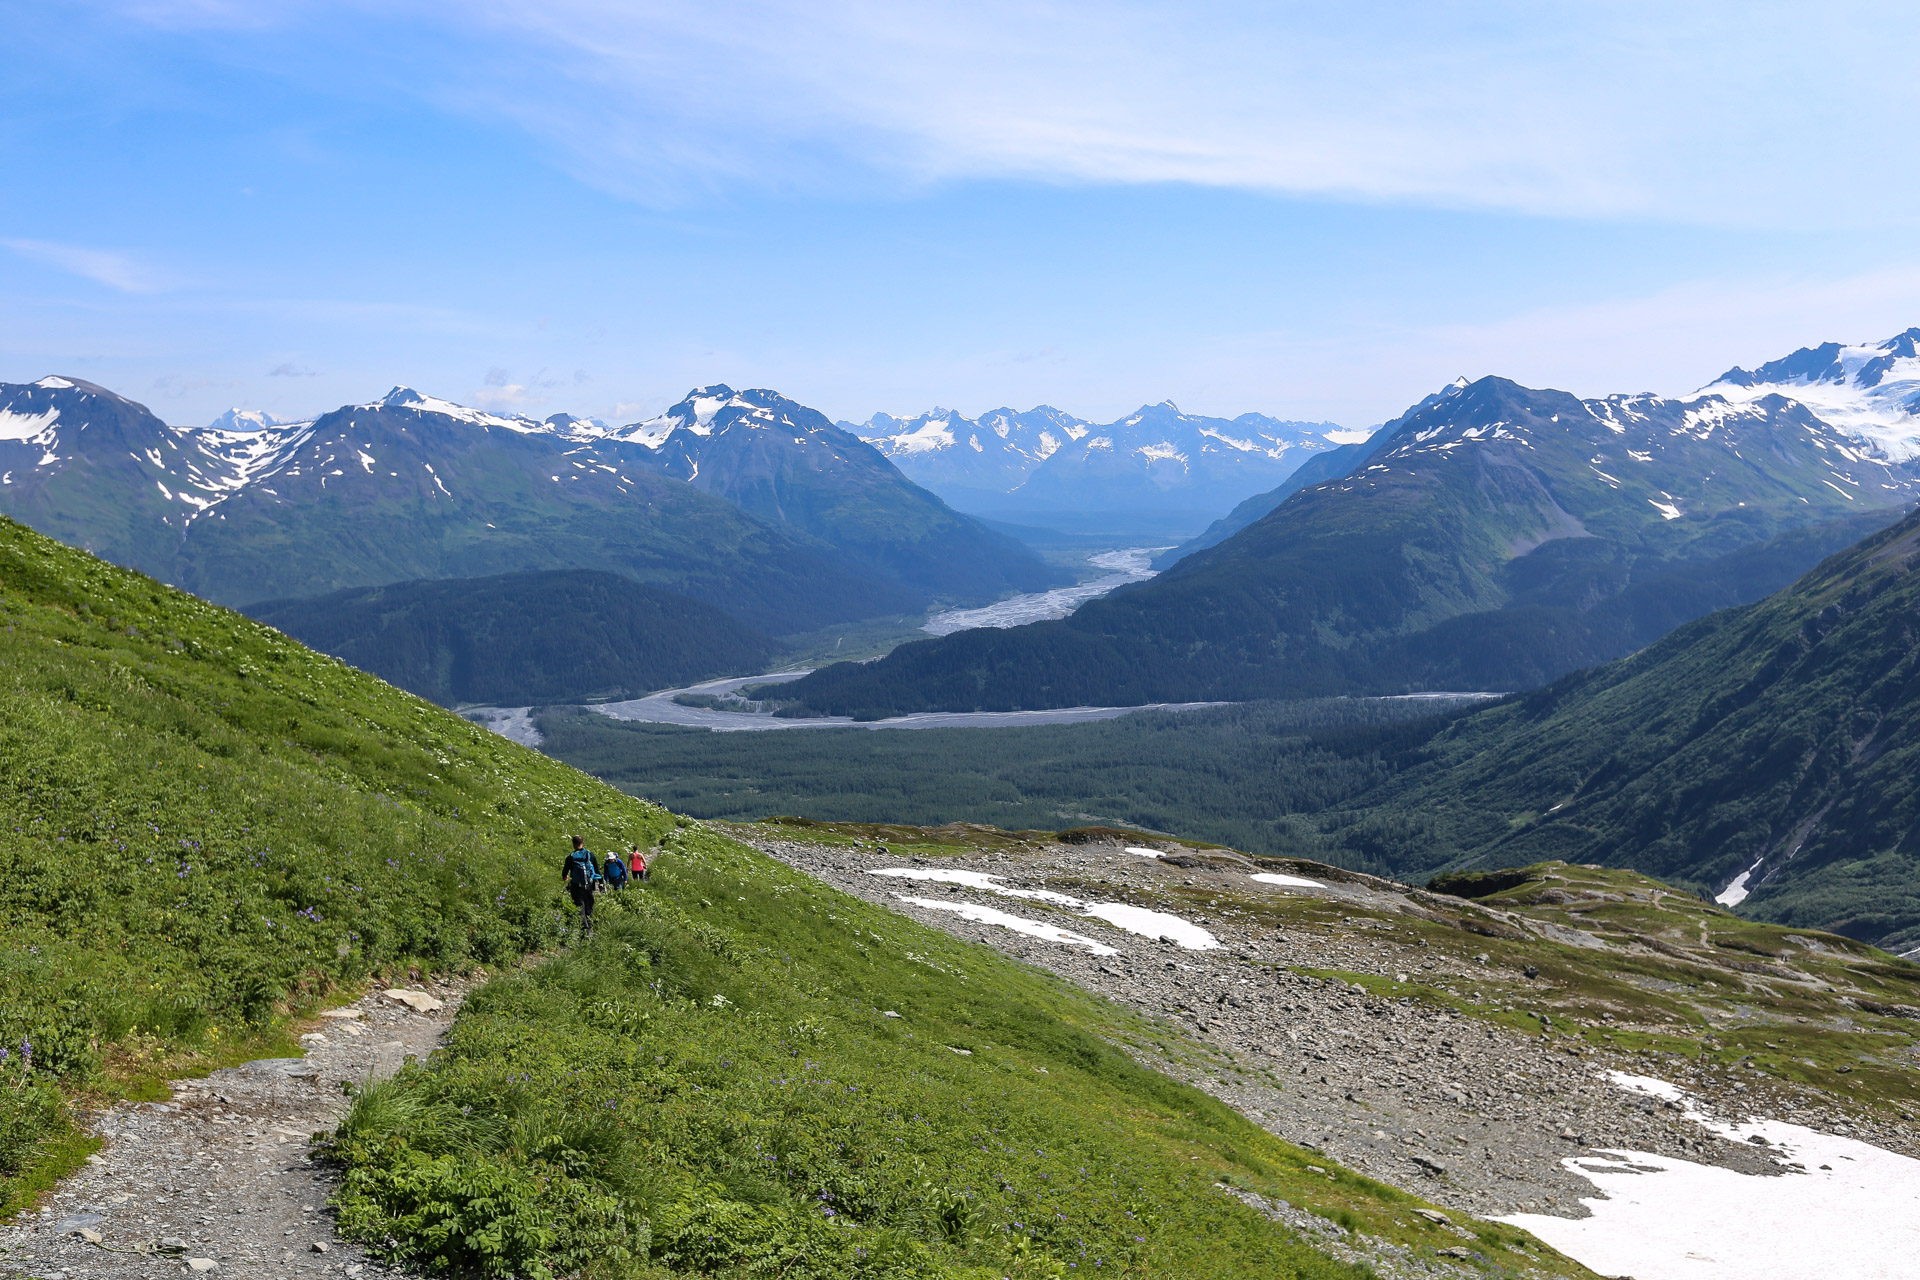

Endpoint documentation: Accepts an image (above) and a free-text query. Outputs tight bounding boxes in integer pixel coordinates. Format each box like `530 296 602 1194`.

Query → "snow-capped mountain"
0 377 1057 629
207 407 303 433
780 361 1920 717
1701 327 1920 461
1015 400 1351 519
848 405 1093 500
850 399 1350 531
0 376 269 541
618 386 1064 601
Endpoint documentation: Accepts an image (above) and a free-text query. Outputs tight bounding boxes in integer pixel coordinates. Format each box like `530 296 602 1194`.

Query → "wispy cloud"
4 237 176 292
109 0 1920 227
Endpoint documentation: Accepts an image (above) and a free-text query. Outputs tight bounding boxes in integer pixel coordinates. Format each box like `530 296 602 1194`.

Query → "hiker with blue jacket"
602 848 629 892
562 835 601 936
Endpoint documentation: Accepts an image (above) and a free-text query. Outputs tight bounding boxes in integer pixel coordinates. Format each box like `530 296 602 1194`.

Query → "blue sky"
4 1 1919 429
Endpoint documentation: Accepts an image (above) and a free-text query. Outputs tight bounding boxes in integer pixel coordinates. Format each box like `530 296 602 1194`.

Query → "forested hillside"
535 696 1484 856
1308 504 1920 955
250 569 776 706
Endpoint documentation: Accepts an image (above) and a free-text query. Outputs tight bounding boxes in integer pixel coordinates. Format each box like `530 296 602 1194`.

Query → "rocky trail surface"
1 981 468 1280
740 826 1920 1230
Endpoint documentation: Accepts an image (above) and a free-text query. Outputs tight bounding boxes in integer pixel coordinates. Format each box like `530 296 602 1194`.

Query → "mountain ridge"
779 363 1920 714
0 377 1054 634
613 385 1064 602
851 399 1351 532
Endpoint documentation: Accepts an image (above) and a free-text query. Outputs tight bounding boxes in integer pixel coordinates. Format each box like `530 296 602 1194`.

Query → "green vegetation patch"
324 827 1552 1279
0 516 670 1209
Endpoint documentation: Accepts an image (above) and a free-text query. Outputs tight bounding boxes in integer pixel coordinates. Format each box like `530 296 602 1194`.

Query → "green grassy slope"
0 517 1551 1277
249 569 776 706
0 515 672 1205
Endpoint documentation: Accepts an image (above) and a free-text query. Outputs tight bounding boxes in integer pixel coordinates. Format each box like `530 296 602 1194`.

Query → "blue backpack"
566 848 600 891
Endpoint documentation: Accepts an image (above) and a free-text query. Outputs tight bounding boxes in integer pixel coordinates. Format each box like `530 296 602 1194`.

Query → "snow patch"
895 897 1119 956
1715 858 1763 907
0 407 60 442
33 376 74 390
1250 872 1325 889
1080 904 1219 949
1649 499 1683 520
892 418 957 455
869 868 1218 949
1500 1072 1920 1280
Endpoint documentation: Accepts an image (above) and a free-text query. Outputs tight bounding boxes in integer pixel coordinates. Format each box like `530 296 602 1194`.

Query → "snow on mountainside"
1702 327 1920 461
0 376 945 630
1350 374 1917 524
609 385 1063 600
849 399 1350 528
0 376 272 526
848 405 1093 496
618 384 757 449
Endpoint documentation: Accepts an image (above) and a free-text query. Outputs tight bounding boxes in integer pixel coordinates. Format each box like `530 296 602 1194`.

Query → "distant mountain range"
1155 328 1920 573
0 379 1061 637
781 332 1920 715
846 401 1356 534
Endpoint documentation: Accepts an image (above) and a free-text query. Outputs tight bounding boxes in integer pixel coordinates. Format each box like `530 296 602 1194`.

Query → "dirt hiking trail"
1 978 469 1280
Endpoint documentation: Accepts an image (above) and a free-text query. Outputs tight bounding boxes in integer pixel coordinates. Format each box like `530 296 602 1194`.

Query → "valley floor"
464 671 1227 742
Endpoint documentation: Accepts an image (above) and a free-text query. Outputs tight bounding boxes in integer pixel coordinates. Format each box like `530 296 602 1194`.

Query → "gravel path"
1 978 470 1280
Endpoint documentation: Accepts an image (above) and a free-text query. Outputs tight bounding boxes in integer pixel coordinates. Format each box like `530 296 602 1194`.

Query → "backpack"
566 848 600 891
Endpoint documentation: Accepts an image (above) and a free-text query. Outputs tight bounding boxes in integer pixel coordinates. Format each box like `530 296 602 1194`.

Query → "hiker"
603 848 629 892
629 843 651 883
562 835 601 936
